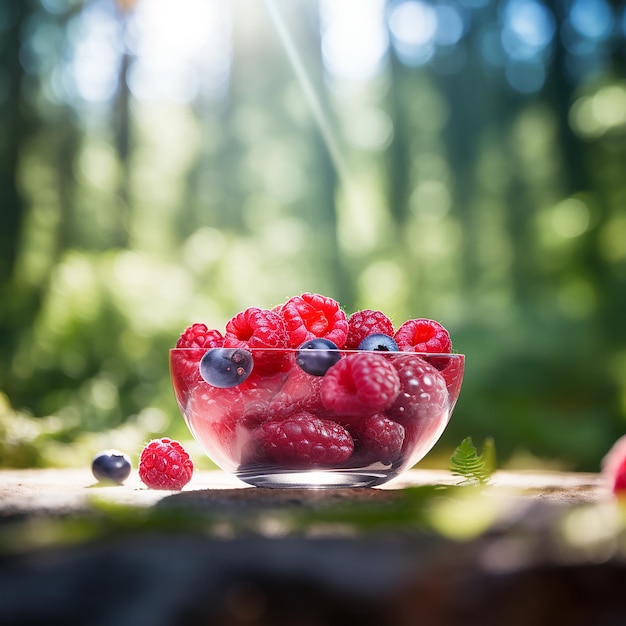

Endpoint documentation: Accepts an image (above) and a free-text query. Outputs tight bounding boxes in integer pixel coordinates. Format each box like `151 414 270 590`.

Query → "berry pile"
171 293 463 473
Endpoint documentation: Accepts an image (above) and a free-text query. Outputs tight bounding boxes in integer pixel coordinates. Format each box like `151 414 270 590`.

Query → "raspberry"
224 307 288 349
386 355 448 423
345 310 395 350
320 353 400 416
254 412 354 467
350 414 405 465
176 323 224 350
267 360 328 420
383 356 449 461
223 307 289 374
394 318 452 353
138 437 194 490
281 293 348 348
185 371 285 468
435 355 464 409
172 324 224 402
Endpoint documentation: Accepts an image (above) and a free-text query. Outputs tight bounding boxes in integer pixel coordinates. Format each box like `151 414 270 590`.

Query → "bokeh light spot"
570 0 613 40
358 261 408 312
389 0 437 66
551 197 590 239
570 83 626 138
321 0 388 81
344 107 393 151
599 215 626 263
434 3 466 46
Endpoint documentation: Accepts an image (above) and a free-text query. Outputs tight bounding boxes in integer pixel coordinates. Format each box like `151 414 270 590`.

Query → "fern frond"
449 436 495 485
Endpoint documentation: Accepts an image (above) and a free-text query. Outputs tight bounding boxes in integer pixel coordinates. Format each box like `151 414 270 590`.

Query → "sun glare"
68 0 231 104
320 0 389 81
128 0 231 102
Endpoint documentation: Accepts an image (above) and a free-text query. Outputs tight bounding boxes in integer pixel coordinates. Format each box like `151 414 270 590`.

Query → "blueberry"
358 333 399 352
92 450 132 485
296 338 341 376
200 348 254 388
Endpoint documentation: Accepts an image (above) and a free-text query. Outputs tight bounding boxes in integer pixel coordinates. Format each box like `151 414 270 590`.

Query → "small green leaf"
449 436 495 485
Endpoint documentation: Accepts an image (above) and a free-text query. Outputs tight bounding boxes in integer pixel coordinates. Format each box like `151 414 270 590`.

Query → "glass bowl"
170 347 464 488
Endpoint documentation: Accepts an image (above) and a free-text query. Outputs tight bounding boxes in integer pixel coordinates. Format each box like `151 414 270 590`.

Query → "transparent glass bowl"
170 348 464 488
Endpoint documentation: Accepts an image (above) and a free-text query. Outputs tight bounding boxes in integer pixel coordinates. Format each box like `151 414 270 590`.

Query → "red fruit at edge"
345 309 395 350
138 437 194 490
394 318 452 353
615 459 626 494
321 352 400 416
602 435 626 496
254 412 354 468
281 292 348 348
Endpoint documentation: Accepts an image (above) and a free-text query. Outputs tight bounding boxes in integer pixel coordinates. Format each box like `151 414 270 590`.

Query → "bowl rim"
169 347 465 357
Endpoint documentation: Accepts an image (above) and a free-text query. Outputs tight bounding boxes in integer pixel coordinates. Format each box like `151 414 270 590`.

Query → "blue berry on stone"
92 450 132 485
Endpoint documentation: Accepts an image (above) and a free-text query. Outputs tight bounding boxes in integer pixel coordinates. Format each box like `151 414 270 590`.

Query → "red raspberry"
176 323 224 350
281 293 348 348
172 324 224 402
138 437 194 490
320 353 400 416
267 359 328 420
345 310 395 350
224 307 288 348
386 355 448 422
384 356 449 462
434 355 464 409
223 307 289 374
185 371 285 468
254 412 354 467
351 413 405 465
394 318 452 353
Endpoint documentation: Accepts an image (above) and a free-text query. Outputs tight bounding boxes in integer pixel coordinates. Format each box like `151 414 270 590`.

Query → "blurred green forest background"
1 0 625 472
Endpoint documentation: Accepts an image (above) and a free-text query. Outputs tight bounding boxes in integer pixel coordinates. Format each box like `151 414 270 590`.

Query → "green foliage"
449 437 496 486
0 0 625 470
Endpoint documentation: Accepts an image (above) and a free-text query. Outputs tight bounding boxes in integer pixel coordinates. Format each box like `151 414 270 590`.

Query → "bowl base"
235 469 398 489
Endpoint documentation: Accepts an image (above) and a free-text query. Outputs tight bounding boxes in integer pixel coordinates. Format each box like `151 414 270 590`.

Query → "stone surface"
0 468 610 519
0 468 622 626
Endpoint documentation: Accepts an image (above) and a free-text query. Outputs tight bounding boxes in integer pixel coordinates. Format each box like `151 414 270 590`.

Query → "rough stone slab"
0 468 610 519
0 468 622 626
